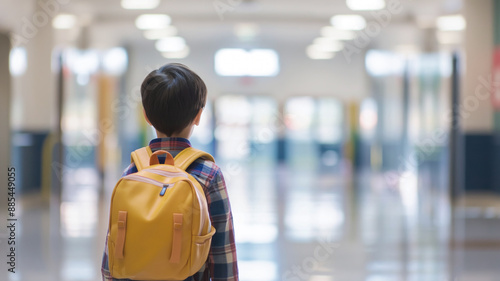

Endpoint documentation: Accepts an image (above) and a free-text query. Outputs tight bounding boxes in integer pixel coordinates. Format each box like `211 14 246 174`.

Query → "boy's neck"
156 127 192 139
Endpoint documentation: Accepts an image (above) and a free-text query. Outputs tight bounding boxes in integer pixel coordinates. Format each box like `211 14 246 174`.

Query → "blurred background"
0 0 500 280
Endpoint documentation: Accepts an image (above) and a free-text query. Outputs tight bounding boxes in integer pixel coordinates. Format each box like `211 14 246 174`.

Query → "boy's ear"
143 109 152 126
193 108 203 126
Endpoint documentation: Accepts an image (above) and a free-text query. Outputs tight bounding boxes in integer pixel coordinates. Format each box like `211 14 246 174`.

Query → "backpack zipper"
123 174 165 188
181 179 207 235
160 185 168 196
145 169 188 179
123 174 173 196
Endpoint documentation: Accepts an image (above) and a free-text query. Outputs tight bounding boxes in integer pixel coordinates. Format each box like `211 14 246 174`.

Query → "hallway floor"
2 165 500 281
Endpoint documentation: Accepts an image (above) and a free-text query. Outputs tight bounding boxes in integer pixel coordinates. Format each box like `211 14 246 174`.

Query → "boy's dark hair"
141 63 207 136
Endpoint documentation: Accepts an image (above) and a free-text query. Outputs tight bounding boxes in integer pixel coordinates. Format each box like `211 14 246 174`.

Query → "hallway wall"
463 0 498 192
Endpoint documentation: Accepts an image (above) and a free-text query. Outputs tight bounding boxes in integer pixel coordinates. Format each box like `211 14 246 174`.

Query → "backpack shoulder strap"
174 147 215 171
131 146 153 171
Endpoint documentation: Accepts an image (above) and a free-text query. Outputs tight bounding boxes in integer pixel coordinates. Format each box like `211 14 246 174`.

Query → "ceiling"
0 0 463 50
53 0 462 48
60 0 456 21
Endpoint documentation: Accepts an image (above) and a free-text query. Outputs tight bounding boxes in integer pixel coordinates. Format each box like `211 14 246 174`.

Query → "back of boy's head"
141 63 207 136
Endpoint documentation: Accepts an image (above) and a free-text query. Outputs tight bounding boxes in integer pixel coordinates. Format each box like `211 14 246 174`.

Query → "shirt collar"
149 137 192 152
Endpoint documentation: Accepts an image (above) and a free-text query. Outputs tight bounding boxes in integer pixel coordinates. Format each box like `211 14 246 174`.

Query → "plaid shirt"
101 137 238 281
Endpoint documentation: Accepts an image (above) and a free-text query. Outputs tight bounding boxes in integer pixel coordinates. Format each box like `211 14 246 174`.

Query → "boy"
101 63 239 281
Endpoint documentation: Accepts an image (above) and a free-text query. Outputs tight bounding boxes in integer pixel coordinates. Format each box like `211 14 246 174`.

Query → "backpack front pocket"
190 226 216 273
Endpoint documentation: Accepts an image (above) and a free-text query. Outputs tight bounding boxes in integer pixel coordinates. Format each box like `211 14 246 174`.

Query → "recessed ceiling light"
437 15 466 31
320 26 357 40
155 36 186 52
161 46 190 59
312 38 344 52
121 0 160 10
346 0 385 11
330 15 366 30
306 45 335 60
214 48 280 76
143 26 178 40
53 14 77 29
135 14 171 30
234 23 260 41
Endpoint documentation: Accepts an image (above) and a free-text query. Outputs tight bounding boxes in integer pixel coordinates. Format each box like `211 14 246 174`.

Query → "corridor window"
214 48 279 77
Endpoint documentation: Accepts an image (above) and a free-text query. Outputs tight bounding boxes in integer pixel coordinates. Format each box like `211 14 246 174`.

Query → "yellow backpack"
107 146 216 280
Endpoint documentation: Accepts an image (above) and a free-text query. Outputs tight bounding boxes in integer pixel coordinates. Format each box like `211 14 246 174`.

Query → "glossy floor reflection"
6 164 500 281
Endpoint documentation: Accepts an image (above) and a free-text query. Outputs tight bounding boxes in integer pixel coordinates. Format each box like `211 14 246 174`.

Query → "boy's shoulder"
186 157 223 188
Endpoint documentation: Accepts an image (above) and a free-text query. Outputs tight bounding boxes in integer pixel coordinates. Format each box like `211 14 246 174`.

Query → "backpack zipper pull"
160 184 168 196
